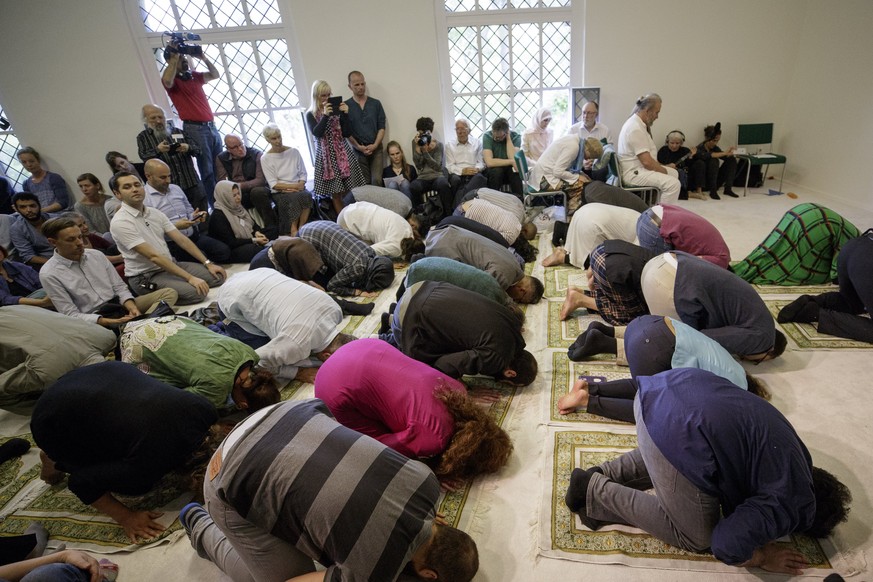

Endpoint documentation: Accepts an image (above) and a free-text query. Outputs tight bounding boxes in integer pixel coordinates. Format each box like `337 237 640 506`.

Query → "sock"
0 438 30 465
568 330 617 361
586 321 615 337
379 312 391 335
777 295 814 323
332 298 375 316
791 301 820 323
24 523 48 559
565 466 603 512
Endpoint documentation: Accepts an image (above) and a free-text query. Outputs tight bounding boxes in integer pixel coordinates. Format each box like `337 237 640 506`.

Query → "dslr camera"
417 131 432 147
166 122 186 154
162 31 203 60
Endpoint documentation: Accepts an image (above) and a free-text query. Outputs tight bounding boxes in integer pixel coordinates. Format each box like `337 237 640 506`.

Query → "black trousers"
485 166 523 197
815 233 873 343
689 157 739 193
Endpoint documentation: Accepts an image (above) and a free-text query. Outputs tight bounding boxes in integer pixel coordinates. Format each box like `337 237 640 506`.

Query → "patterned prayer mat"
753 282 837 295
547 302 606 349
766 299 873 350
539 428 834 573
543 264 584 298
549 352 632 424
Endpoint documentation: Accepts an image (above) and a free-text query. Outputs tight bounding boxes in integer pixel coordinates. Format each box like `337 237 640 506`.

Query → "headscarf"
523 107 554 161
213 180 255 240
268 237 324 281
364 255 394 291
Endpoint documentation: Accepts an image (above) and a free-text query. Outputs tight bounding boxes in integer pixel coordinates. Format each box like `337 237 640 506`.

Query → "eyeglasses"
748 351 772 365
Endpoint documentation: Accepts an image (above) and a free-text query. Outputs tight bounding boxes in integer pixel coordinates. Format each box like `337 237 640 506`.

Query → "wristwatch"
203 260 212 266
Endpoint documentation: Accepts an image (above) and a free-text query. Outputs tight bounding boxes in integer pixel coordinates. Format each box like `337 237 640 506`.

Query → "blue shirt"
0 259 41 305
669 318 747 389
638 368 815 565
9 213 55 263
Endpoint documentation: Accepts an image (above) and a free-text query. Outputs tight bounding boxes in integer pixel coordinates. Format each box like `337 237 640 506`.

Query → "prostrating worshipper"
208 180 273 264
778 229 873 343
433 215 511 250
616 93 681 202
109 171 226 305
39 217 177 328
0 550 112 582
397 256 511 306
336 200 424 260
180 399 479 582
561 315 769 423
298 220 394 297
248 237 327 286
385 280 537 385
0 306 116 405
314 338 512 483
425 224 544 304
120 316 279 411
542 202 640 268
564 368 851 576
559 240 657 323
32 361 218 542
455 186 527 228
639 251 787 360
0 243 51 308
217 268 356 383
342 184 413 217
456 197 537 263
635 203 730 268
731 203 860 285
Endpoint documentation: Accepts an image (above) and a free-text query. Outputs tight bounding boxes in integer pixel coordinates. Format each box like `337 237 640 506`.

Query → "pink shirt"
313 339 464 459
660 204 731 269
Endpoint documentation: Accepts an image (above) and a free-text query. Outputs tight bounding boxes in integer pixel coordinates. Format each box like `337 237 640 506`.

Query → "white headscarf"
523 107 554 162
213 180 255 240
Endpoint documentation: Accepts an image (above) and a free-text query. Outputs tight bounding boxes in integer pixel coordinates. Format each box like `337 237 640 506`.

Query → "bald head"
141 104 166 127
144 159 172 192
224 134 247 159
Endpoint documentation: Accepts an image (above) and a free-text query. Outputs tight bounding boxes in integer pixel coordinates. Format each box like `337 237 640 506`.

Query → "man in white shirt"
567 100 611 144
445 118 488 206
143 159 230 263
336 201 421 259
616 94 681 202
217 268 356 383
39 216 177 327
109 171 226 304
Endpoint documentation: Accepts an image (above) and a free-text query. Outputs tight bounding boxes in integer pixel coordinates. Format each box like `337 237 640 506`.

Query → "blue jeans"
21 564 89 582
184 121 223 208
636 208 673 255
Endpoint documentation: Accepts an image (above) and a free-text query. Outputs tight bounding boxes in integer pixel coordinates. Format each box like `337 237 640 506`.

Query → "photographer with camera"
410 117 452 220
161 33 223 209
136 104 208 212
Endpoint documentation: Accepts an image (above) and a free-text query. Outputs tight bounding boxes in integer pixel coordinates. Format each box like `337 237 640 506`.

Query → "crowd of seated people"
0 65 862 582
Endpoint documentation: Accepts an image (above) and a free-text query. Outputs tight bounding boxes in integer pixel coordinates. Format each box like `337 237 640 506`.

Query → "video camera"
162 31 203 60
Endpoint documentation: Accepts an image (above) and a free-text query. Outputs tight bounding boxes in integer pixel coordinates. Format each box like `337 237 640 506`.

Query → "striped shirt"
136 127 202 190
215 399 438 582
298 221 375 296
463 198 521 244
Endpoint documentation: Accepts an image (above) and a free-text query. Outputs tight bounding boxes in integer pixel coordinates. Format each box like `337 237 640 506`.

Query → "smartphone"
578 375 608 384
327 96 342 115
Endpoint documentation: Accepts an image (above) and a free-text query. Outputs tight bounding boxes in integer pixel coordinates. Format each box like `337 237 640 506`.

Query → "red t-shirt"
166 71 213 122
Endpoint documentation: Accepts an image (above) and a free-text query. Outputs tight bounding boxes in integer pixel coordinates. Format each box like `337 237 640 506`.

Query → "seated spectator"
778 229 873 344
298 220 394 297
215 133 277 230
143 159 230 264
542 202 641 268
426 224 543 303
483 118 523 196
657 130 696 200
105 150 145 180
181 399 479 582
0 305 116 405
121 316 279 410
9 192 54 269
0 243 50 307
732 203 860 285
566 100 611 144
337 201 423 260
314 338 513 482
109 171 226 305
446 119 487 206
17 147 70 213
209 180 272 263
564 368 851 575
617 94 681 202
641 251 787 359
410 117 453 216
248 236 328 289
382 140 417 200
529 136 603 215
0 550 110 581
259 123 313 236
136 104 207 211
342 184 412 217
73 173 113 237
217 268 356 382
385 280 537 384
32 361 218 542
560 240 656 323
636 204 730 268
65 211 124 265
689 122 742 200
39 216 177 327
522 107 554 164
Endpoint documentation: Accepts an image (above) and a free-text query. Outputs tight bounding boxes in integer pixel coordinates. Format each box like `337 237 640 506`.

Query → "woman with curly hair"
314 338 512 483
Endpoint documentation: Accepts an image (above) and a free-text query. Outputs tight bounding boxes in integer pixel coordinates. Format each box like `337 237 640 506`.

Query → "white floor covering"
1 182 871 581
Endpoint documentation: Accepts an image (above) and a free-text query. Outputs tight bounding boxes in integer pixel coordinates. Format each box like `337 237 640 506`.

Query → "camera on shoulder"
162 31 204 61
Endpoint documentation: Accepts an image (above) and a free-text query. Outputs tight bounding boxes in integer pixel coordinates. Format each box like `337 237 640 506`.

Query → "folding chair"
601 144 661 207
514 150 567 217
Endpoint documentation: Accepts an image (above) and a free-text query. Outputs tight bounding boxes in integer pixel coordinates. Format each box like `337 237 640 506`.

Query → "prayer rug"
765 299 873 350
543 264 585 298
538 427 842 574
548 352 632 424
547 302 606 349
753 282 837 295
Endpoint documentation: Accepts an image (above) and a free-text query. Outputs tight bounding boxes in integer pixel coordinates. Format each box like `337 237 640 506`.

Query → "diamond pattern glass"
513 91 540 129
480 25 509 93
512 22 539 90
258 39 298 109
211 0 246 28
141 0 178 33
453 95 483 133
541 21 570 88
483 93 511 128
0 133 26 189
448 27 480 94
177 0 213 30
445 0 478 11
247 0 281 25
222 42 267 110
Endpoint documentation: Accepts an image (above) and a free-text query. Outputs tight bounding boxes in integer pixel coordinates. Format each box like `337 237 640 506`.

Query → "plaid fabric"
298 220 374 295
136 127 202 190
590 244 649 325
730 203 860 285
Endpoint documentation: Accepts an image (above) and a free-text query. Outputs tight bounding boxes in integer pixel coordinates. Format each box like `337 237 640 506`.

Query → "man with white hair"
446 118 487 205
616 94 681 202
136 104 207 211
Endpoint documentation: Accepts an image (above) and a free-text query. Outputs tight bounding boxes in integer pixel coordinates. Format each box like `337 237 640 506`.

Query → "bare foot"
558 378 589 415
561 287 588 320
541 246 567 267
39 450 65 485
